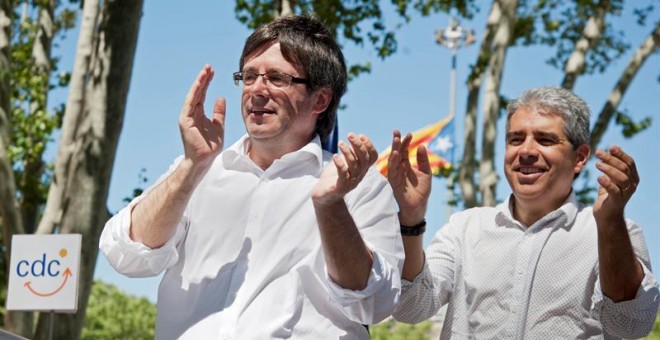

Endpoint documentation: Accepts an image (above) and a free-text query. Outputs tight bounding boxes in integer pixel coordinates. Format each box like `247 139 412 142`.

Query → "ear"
311 87 332 115
573 143 590 174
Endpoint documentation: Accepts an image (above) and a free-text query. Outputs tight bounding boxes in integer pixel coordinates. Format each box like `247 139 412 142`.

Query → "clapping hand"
312 133 378 205
179 65 226 166
387 130 432 226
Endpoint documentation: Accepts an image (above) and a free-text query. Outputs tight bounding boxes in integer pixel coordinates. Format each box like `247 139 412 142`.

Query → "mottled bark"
590 23 660 153
36 0 100 235
33 0 144 338
459 0 499 208
22 0 55 235
561 0 610 90
479 0 518 207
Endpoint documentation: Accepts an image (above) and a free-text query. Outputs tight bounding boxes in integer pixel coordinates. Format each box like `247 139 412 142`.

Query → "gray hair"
506 87 590 148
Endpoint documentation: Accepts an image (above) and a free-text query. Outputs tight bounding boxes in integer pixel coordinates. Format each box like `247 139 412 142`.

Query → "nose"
250 93 269 107
246 75 269 106
518 137 539 159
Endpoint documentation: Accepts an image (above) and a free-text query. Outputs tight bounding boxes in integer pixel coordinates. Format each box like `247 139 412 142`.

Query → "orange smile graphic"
23 268 73 297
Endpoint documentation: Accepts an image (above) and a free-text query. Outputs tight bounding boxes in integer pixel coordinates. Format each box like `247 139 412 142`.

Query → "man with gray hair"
388 87 659 339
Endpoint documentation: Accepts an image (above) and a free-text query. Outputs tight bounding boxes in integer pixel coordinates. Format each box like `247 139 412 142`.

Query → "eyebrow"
506 130 561 140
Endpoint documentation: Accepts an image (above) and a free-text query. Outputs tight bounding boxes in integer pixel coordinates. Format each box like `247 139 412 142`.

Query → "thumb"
213 97 226 127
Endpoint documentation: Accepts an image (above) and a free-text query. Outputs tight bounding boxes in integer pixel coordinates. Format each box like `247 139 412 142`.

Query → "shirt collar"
495 190 579 231
221 134 326 172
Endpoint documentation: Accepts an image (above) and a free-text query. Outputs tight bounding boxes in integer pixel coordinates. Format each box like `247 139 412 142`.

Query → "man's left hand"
594 145 639 222
312 133 378 205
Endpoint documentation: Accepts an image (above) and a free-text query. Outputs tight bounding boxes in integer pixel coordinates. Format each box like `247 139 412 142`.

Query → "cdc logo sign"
7 234 81 312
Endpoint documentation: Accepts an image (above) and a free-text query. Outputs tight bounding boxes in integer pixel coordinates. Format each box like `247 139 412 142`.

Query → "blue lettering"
31 253 47 277
17 260 29 277
47 259 60 277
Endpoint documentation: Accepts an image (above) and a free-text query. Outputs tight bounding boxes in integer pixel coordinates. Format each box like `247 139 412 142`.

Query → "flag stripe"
376 114 454 177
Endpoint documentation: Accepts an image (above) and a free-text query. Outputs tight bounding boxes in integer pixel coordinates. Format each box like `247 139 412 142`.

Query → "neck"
511 191 571 227
247 137 311 170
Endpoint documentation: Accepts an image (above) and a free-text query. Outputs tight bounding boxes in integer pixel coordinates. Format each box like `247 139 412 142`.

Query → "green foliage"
234 0 476 79
371 319 433 340
512 0 651 76
123 168 149 204
9 0 76 211
646 311 660 339
82 280 156 340
615 110 652 138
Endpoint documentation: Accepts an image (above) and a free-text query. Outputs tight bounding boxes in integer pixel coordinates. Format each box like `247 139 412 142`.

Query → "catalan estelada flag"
376 114 455 177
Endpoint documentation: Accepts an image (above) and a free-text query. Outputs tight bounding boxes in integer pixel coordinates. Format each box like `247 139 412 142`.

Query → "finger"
198 66 215 106
416 145 432 175
595 149 633 191
183 65 213 117
400 133 413 163
213 97 226 127
359 134 379 167
332 153 350 181
597 174 624 196
388 149 402 183
338 141 357 177
348 133 369 170
610 145 639 183
348 133 370 174
389 130 402 164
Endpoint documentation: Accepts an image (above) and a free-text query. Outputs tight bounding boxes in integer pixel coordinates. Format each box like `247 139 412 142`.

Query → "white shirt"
100 135 404 339
393 193 659 339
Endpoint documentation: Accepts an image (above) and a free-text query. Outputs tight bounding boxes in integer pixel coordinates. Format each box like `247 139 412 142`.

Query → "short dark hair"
239 14 347 143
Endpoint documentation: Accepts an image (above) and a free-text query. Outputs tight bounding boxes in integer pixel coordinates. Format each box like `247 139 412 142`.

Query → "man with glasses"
100 15 403 339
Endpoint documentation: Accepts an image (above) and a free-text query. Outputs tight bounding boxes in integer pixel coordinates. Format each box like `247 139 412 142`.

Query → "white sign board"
7 234 82 312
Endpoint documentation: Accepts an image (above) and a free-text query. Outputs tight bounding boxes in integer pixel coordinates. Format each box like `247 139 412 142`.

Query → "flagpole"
435 16 475 222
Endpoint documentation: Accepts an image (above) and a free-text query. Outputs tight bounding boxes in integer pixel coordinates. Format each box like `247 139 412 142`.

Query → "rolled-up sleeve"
591 220 660 338
592 260 660 338
322 168 404 324
325 250 401 324
394 217 458 324
99 156 188 278
392 262 443 324
99 196 186 278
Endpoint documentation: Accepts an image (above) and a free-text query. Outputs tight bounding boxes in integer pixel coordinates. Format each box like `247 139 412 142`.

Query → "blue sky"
48 1 658 302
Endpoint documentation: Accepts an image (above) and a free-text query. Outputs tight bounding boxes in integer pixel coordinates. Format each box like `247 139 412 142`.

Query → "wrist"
398 209 427 227
400 219 426 236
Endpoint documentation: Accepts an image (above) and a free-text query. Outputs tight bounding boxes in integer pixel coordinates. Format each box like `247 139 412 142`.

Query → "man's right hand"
179 65 226 166
387 130 432 227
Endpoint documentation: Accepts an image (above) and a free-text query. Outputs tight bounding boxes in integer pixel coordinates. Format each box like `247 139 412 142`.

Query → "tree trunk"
459 0 499 208
589 23 660 153
561 0 610 90
33 0 144 338
0 0 30 336
277 0 293 17
22 0 55 235
36 0 101 235
479 0 518 207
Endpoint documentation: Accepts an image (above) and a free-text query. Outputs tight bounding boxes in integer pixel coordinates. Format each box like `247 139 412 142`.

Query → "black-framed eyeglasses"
232 71 310 89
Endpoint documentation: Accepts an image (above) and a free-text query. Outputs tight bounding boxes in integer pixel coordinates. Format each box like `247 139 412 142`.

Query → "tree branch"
589 23 660 153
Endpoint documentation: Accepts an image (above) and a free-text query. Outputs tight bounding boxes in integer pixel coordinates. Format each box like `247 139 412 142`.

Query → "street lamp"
435 17 475 220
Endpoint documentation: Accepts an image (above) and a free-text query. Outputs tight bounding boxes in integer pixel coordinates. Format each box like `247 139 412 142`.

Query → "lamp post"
435 17 475 220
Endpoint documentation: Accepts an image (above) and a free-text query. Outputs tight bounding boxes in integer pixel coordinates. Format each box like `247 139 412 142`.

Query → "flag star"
433 135 453 153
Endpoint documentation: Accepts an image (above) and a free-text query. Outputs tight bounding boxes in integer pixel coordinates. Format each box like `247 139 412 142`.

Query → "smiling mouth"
517 167 546 175
250 108 275 115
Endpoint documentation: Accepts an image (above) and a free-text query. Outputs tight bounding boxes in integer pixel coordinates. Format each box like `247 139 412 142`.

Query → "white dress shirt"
100 135 404 339
393 193 659 339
